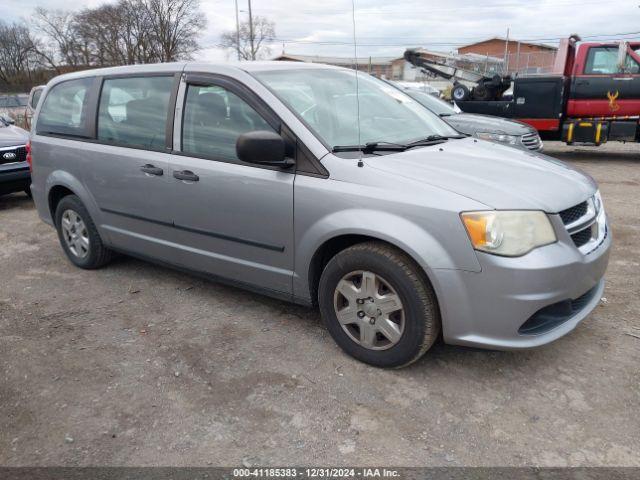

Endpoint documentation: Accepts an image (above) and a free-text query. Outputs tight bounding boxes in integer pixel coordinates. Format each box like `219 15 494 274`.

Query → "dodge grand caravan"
30 62 611 368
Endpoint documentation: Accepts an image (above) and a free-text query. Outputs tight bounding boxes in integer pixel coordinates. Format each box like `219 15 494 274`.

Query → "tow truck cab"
457 37 640 146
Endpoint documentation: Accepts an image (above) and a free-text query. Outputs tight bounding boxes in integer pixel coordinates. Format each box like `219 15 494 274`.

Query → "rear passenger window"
36 78 92 136
98 76 173 151
182 84 275 161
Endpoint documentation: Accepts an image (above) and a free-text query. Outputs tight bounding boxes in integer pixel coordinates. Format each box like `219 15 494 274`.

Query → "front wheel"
54 195 114 269
452 84 470 102
318 242 440 368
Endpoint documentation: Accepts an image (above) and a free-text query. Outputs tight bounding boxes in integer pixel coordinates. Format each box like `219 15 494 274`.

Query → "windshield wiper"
407 134 465 145
332 135 466 154
332 141 408 153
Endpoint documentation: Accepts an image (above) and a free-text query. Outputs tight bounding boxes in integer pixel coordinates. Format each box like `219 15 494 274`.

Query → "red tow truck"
406 35 640 146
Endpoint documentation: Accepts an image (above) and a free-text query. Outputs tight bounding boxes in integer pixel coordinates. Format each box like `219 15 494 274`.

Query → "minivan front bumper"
433 214 611 349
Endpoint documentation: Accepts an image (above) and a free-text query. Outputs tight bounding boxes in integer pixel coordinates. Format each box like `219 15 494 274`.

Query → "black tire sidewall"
453 85 468 101
54 195 105 269
319 246 435 368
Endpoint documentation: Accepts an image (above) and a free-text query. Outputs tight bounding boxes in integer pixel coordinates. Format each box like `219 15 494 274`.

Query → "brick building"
458 38 558 74
272 54 397 78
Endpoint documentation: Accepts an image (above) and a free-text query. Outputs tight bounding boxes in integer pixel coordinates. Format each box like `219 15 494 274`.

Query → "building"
272 54 397 78
457 38 558 74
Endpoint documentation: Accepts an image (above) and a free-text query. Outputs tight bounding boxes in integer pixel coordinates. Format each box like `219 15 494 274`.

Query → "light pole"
247 0 255 60
234 0 241 60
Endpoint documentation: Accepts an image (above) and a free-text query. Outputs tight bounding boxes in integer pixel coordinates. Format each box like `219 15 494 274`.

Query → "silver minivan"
29 62 610 368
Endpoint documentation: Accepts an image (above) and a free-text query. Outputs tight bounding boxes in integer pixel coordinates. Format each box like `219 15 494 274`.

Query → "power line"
245 0 636 16
204 30 640 48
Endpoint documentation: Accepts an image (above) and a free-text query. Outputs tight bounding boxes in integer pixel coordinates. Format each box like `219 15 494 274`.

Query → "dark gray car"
400 87 543 152
0 115 30 196
29 62 609 368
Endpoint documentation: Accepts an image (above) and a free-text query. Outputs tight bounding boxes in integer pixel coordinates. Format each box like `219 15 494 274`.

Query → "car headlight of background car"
461 211 557 257
475 132 519 145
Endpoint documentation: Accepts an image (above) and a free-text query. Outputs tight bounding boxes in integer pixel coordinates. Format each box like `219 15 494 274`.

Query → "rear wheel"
54 195 114 269
472 84 491 101
318 242 440 368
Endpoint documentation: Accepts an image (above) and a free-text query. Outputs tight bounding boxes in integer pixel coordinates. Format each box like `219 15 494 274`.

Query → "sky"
4 0 640 62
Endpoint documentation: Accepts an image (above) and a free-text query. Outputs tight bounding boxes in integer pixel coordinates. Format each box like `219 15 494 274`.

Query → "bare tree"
220 16 275 61
146 0 207 62
0 21 42 86
33 8 84 68
32 0 206 69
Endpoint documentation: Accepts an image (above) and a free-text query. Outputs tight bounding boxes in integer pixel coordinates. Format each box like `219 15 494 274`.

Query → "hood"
444 113 534 136
0 124 29 148
365 138 596 212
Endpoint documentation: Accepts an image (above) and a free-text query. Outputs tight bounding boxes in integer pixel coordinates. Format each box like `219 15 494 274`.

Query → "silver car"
394 85 544 152
29 62 610 368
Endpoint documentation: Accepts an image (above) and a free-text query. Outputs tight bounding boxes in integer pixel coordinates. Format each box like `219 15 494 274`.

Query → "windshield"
253 68 459 149
402 90 456 116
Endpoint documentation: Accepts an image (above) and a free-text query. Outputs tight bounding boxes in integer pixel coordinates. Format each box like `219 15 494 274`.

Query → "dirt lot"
1 142 638 467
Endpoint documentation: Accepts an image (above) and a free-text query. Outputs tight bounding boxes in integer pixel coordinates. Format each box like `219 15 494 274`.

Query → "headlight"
461 211 557 257
476 132 519 145
593 190 603 213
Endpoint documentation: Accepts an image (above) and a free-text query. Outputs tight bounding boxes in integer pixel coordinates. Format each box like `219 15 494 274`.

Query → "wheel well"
48 185 75 221
308 234 399 306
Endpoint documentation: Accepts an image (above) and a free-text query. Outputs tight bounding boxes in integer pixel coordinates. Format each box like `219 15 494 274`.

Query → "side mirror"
236 130 294 168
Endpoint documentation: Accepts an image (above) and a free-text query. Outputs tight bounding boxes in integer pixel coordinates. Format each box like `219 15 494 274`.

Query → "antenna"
351 0 364 167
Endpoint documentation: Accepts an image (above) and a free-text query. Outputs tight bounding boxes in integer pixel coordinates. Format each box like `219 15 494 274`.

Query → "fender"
293 208 482 303
44 170 114 245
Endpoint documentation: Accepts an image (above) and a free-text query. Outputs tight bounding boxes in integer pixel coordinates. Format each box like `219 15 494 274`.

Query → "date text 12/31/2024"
232 468 400 478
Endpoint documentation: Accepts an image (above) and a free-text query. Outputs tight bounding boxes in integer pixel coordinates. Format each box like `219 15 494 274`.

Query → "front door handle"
173 170 199 182
140 164 163 176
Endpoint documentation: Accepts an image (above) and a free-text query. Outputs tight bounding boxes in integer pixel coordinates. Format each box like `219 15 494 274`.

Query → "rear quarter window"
36 78 93 136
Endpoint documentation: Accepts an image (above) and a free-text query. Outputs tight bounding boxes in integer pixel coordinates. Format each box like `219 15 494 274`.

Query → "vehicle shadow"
546 148 639 163
108 253 557 380
0 192 33 211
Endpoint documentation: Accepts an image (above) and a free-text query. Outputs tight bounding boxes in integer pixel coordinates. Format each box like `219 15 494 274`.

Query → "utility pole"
247 0 255 60
234 0 241 61
504 27 510 74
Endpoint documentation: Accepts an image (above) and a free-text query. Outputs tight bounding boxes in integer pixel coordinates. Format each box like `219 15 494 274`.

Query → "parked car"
392 81 440 97
0 93 29 129
393 83 543 152
30 63 610 367
25 85 45 129
0 114 30 197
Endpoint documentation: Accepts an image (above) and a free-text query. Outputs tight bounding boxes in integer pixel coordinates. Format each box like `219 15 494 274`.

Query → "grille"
519 285 599 335
571 228 592 248
0 146 27 165
559 201 588 225
521 132 542 150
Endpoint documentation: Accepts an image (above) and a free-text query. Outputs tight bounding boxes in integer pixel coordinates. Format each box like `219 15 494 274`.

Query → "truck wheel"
452 84 470 102
54 195 114 269
472 84 491 101
318 242 440 368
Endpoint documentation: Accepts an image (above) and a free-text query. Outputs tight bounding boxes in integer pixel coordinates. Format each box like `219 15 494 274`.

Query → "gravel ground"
0 141 638 466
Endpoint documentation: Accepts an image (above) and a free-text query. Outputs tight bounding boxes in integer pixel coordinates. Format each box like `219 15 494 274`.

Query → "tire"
472 84 491 101
451 84 470 102
318 241 440 368
54 195 114 269
24 188 32 199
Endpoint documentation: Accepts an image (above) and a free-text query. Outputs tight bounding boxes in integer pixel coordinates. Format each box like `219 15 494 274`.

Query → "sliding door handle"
140 164 163 176
173 170 199 182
